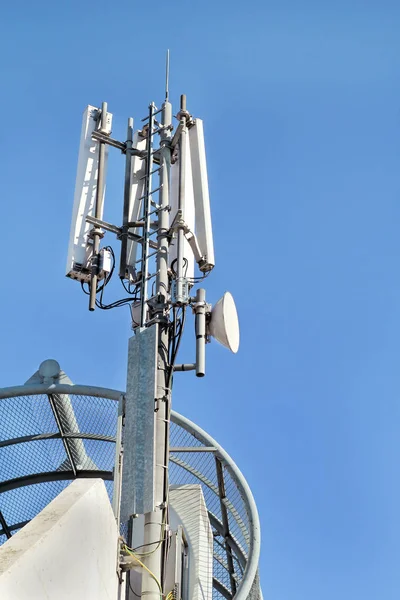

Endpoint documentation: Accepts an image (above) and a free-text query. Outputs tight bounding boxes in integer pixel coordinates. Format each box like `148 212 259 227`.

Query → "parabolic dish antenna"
209 291 240 353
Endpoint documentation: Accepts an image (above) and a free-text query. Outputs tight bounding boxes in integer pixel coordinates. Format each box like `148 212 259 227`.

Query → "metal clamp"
87 226 105 241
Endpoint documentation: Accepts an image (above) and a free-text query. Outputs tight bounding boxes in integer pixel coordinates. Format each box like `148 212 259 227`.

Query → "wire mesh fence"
0 386 256 600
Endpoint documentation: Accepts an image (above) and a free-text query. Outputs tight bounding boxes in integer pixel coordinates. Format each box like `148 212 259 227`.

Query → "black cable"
128 573 141 598
98 297 134 310
128 538 167 554
168 308 177 365
173 317 185 364
170 257 189 277
187 270 211 283
81 281 90 295
121 277 131 294
121 277 139 296
168 307 184 366
81 246 139 311
170 258 177 277
168 306 186 389
98 271 133 309
81 280 134 310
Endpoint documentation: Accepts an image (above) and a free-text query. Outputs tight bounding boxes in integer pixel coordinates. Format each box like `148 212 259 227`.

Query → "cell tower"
0 56 260 600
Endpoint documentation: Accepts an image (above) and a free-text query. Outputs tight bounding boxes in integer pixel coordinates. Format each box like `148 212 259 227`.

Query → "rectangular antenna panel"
66 105 112 282
125 131 147 277
189 119 215 272
169 138 195 279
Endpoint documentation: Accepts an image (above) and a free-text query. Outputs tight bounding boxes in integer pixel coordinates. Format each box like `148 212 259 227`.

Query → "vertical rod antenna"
165 49 170 101
180 94 186 112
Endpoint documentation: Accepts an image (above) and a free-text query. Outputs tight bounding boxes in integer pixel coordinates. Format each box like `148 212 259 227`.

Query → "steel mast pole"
141 98 172 600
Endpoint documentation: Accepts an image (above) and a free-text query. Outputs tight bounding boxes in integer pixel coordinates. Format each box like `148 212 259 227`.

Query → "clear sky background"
1 1 400 598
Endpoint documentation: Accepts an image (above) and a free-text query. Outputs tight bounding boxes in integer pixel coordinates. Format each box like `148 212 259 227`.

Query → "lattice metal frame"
0 383 260 600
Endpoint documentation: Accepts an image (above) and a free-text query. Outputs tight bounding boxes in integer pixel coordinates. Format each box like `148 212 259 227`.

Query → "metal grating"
0 385 259 600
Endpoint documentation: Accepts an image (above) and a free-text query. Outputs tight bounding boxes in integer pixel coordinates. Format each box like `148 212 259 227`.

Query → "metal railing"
0 383 260 600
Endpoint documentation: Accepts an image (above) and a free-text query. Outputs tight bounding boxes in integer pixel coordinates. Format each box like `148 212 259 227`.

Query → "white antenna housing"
125 131 147 277
189 119 215 272
169 141 195 279
66 105 112 282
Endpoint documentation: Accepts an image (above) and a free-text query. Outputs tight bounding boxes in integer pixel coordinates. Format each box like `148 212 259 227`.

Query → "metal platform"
0 380 260 600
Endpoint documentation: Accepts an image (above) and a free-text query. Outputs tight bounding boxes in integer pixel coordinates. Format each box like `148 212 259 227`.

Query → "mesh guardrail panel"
0 389 254 599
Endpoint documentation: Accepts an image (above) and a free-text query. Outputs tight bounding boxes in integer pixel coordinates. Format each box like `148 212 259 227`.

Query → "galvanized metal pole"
89 102 107 311
195 288 206 377
141 99 172 600
140 104 156 327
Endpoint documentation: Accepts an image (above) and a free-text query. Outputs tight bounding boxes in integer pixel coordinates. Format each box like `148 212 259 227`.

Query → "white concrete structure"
0 478 124 600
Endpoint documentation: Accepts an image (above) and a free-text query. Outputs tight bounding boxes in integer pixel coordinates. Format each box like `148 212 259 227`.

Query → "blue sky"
1 0 400 597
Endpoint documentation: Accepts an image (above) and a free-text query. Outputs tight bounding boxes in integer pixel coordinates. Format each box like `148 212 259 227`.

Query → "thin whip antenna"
165 49 170 101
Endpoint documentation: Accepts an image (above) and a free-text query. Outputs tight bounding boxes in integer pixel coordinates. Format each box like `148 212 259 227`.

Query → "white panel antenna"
169 141 195 280
189 119 215 272
66 105 112 282
125 131 147 278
